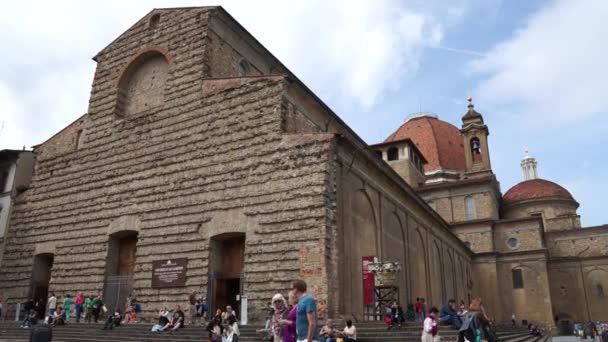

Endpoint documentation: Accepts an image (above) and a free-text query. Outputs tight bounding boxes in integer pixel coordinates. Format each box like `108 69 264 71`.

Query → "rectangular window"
512 269 524 289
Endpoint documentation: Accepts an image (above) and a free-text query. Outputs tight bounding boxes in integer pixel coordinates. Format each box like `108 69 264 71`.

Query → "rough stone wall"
454 224 494 253
472 256 500 320
0 7 337 321
35 115 87 160
546 261 606 323
493 221 544 254
419 181 500 224
334 141 473 319
546 226 608 257
495 254 554 327
387 159 425 189
502 200 580 231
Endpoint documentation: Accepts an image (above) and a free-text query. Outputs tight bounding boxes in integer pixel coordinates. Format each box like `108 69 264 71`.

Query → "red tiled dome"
384 115 465 172
503 179 575 206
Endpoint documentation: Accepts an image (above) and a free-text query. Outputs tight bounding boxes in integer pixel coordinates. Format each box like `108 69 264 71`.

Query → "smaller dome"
503 179 575 206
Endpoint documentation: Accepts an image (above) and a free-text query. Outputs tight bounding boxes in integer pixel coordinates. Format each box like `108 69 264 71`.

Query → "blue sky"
0 0 606 226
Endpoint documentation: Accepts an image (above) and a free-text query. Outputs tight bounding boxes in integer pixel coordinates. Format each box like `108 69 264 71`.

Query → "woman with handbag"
225 315 240 342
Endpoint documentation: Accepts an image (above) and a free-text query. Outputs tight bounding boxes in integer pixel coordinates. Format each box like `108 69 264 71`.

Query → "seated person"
122 306 138 324
343 319 357 342
390 302 403 327
103 308 122 330
151 307 171 332
52 307 66 326
21 311 38 328
170 305 185 331
320 319 337 342
440 299 462 329
529 324 542 336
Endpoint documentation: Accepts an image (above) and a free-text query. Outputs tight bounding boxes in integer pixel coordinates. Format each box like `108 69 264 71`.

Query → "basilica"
0 6 605 333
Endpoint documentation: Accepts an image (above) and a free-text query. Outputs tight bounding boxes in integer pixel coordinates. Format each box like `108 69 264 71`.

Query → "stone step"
0 321 533 342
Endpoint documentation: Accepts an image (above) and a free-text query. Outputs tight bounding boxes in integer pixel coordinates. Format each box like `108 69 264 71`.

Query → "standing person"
459 298 490 342
415 298 422 322
189 291 197 325
226 315 240 342
200 297 209 321
74 293 84 323
223 305 237 323
279 292 298 342
92 295 104 323
0 298 3 320
291 279 319 342
84 295 94 323
420 298 427 322
343 319 357 342
206 316 224 342
47 292 57 318
271 293 289 342
511 314 516 327
63 294 73 322
421 307 440 342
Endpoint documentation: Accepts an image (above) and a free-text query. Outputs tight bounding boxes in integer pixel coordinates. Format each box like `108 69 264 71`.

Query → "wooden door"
118 237 137 276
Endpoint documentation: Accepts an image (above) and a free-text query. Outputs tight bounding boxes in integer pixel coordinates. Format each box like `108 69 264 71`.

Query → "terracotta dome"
503 179 575 206
384 114 465 172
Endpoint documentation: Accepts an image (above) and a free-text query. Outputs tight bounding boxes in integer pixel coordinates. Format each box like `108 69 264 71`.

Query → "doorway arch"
104 230 138 311
208 232 245 316
30 253 54 313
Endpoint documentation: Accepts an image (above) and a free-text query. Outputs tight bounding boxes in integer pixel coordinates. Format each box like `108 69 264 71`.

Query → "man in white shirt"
47 293 57 317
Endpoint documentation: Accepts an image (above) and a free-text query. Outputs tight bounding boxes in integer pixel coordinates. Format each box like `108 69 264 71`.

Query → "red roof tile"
384 116 465 172
503 179 575 205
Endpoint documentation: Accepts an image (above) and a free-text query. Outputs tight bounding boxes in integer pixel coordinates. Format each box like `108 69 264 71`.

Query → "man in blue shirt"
291 279 319 342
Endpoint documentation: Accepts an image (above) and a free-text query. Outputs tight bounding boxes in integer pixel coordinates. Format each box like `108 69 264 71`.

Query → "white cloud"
227 0 443 108
470 0 608 124
0 0 448 149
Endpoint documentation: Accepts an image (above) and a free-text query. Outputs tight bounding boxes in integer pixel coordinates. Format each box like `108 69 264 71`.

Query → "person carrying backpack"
458 299 492 342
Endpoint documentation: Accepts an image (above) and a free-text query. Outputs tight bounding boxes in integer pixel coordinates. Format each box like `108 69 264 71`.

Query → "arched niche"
382 211 407 303
410 227 427 302
586 269 608 321
115 49 170 116
350 189 378 318
456 255 465 305
444 249 456 302
429 240 443 308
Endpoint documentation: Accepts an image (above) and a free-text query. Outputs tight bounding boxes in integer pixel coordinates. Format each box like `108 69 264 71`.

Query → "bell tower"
460 97 492 178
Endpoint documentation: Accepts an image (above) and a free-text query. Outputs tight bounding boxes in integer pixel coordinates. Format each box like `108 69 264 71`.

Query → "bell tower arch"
460 97 492 178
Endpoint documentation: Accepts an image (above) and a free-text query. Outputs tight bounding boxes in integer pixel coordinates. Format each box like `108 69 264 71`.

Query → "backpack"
459 313 478 342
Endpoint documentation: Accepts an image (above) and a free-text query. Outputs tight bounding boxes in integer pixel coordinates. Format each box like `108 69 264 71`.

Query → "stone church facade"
0 6 605 331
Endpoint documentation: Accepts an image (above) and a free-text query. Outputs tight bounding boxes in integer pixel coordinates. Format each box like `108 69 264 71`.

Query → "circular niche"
506 237 520 250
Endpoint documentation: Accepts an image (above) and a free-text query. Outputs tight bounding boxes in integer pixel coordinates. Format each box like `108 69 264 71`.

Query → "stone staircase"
0 320 550 342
